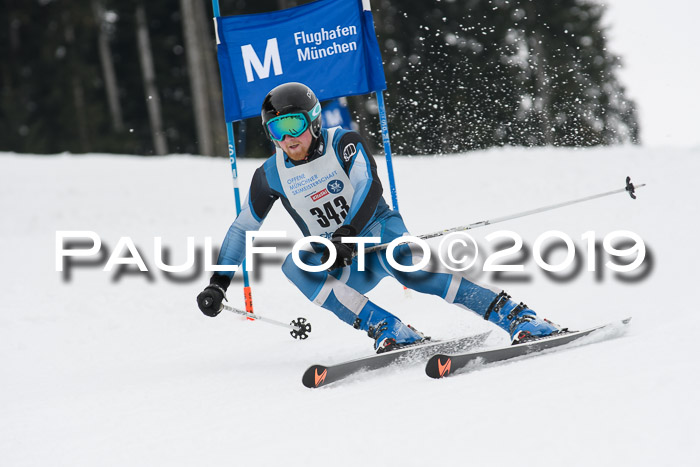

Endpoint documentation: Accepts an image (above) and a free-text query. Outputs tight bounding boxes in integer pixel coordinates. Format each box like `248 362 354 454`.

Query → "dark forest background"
0 0 639 157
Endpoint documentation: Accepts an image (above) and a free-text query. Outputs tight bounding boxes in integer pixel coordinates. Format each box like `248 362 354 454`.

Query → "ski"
425 318 631 379
302 331 491 388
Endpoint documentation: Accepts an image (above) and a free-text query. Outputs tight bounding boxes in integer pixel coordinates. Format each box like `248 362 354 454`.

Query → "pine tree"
0 0 638 155
371 0 639 154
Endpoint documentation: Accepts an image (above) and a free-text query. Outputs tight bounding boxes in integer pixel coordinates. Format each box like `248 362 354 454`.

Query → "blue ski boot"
484 291 563 344
355 301 428 353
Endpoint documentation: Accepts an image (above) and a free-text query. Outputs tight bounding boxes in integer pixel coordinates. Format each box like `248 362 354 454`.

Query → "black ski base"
302 331 491 388
425 318 631 379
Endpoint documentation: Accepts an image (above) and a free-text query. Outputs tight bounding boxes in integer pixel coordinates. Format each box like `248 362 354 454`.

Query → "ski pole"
221 304 312 340
363 176 646 254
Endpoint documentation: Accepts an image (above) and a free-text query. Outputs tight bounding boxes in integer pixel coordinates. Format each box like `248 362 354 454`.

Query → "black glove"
196 274 230 317
320 225 357 271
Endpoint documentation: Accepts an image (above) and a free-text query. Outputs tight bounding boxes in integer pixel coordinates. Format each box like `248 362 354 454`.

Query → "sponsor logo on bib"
327 179 344 194
311 188 330 202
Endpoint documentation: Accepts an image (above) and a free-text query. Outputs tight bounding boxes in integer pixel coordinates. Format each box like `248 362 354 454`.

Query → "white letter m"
241 38 283 82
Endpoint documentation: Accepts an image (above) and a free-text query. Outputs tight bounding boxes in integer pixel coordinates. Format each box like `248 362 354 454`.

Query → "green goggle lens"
266 113 309 141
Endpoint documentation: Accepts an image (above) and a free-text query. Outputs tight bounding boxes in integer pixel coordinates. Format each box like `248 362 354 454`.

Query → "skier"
197 82 561 352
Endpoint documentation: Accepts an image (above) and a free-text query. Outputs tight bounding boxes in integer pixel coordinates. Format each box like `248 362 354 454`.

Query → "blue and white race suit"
214 127 505 328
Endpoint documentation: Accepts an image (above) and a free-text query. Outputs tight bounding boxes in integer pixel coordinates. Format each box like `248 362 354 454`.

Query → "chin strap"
310 132 324 155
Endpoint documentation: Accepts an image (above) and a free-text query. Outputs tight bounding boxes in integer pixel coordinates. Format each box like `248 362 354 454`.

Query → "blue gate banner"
322 98 354 130
215 0 386 122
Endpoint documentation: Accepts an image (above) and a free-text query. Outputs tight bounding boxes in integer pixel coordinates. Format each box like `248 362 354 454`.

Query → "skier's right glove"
197 274 231 317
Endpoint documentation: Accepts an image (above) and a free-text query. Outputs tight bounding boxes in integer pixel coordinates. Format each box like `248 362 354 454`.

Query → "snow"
1 146 699 466
600 0 700 148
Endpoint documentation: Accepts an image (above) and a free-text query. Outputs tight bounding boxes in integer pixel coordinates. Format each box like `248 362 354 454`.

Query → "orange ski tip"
314 368 327 387
437 357 451 377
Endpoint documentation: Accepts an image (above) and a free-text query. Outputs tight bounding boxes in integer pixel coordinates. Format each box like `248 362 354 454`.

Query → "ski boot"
484 291 563 345
355 301 428 353
510 316 565 344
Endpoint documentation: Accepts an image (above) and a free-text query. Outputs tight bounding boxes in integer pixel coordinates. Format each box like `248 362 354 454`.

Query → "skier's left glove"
321 225 357 271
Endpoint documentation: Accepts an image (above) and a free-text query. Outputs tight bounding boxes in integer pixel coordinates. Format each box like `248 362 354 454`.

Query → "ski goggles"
266 103 322 141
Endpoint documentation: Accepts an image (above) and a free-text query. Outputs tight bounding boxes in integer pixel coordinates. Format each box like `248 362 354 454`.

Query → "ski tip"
425 354 452 379
302 365 329 389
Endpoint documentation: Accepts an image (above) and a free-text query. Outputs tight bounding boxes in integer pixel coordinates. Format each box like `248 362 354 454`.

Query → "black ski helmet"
261 82 322 143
